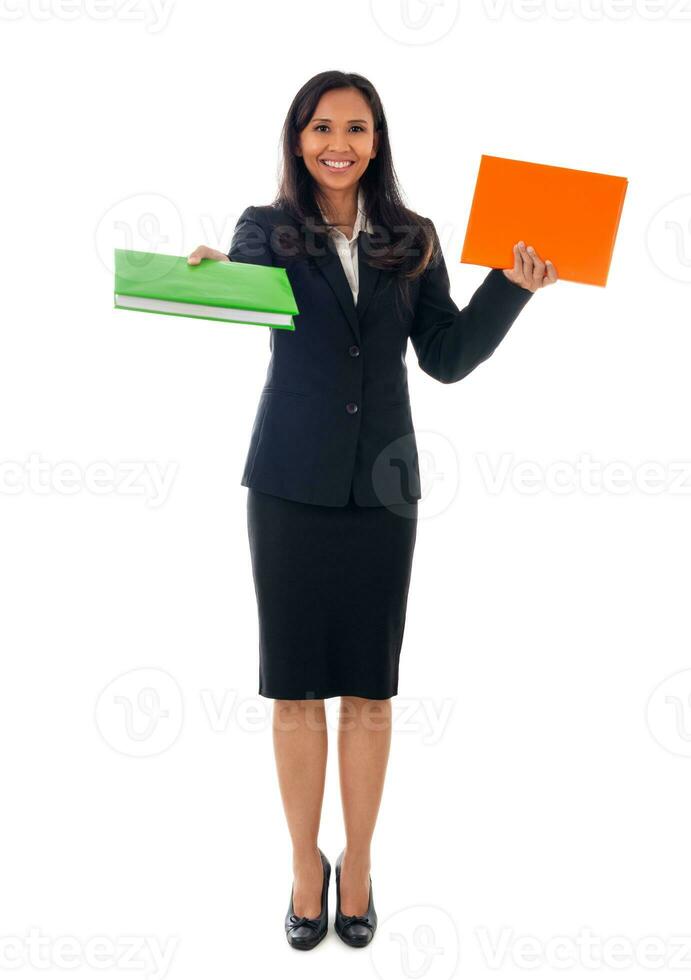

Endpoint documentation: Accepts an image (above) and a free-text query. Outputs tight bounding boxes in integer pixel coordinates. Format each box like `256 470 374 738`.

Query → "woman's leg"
337 696 392 914
273 698 328 918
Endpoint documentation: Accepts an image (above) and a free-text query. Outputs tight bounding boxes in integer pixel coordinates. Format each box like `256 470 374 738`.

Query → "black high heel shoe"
285 848 331 950
334 850 378 947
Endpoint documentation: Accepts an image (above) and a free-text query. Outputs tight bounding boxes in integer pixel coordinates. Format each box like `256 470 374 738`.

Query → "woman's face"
296 87 379 195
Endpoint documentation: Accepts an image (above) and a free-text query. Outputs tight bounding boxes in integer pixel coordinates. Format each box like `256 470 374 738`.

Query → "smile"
319 159 355 170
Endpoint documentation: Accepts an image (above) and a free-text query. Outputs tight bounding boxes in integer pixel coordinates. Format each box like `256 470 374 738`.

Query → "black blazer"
228 204 534 508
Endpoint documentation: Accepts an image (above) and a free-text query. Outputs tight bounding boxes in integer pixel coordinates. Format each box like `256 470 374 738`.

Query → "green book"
114 248 299 330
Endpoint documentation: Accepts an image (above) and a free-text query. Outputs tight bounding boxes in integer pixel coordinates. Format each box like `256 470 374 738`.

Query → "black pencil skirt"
246 485 418 700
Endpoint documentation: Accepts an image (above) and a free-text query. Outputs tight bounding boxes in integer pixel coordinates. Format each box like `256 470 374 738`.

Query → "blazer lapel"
355 231 381 322
311 236 361 344
311 232 383 345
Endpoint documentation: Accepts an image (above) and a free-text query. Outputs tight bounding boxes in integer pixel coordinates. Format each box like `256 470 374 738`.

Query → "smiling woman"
187 68 554 952
296 87 380 239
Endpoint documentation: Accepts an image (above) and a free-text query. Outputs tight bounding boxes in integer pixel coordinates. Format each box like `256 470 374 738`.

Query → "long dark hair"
271 70 439 317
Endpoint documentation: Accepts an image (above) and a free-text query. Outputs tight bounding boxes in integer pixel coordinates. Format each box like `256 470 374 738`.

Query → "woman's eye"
314 125 365 133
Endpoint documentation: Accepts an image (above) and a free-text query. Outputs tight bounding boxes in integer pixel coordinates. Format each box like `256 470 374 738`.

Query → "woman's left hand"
503 241 559 292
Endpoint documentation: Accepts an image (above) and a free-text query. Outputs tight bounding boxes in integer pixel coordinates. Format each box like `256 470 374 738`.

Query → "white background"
2 0 691 976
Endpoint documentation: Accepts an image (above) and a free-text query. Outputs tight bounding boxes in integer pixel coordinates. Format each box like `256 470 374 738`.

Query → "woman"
188 70 558 951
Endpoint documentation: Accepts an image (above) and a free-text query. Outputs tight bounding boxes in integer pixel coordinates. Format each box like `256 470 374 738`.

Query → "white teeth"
321 160 353 169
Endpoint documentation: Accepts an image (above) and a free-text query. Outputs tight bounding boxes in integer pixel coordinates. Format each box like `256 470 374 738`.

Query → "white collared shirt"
318 186 373 305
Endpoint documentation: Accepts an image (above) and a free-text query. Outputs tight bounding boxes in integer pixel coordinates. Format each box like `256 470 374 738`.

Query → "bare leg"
272 698 328 918
337 696 392 915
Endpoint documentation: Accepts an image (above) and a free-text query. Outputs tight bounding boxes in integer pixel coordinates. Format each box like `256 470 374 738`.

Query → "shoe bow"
340 914 374 929
288 913 321 930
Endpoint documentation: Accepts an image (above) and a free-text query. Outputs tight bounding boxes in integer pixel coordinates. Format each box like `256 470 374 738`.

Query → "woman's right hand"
187 245 230 265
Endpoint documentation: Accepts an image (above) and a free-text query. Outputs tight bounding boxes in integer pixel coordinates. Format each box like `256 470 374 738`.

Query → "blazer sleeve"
409 222 535 384
227 205 275 267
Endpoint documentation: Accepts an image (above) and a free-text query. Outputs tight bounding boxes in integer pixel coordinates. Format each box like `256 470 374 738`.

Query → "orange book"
460 155 628 286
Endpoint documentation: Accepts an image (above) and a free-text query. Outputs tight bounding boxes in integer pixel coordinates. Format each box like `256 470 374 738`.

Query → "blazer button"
346 402 358 414
348 344 360 357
